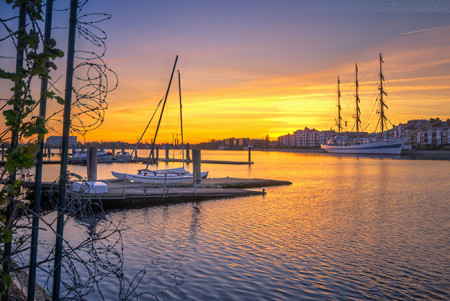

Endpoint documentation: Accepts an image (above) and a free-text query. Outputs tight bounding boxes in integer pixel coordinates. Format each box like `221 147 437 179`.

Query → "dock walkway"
25 177 292 211
91 177 290 210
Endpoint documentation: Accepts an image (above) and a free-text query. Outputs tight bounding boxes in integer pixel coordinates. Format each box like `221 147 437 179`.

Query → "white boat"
112 168 208 184
71 149 113 163
114 151 133 162
111 58 209 182
321 54 408 156
322 136 408 155
112 167 188 180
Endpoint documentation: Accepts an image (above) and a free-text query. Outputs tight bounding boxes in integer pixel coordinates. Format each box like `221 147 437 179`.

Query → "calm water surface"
35 151 449 300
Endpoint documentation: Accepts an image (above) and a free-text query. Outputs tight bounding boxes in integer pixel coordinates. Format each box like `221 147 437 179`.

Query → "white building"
392 118 449 146
279 128 335 148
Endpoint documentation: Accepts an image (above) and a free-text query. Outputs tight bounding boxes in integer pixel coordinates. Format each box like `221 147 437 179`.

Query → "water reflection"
31 151 450 300
189 203 202 242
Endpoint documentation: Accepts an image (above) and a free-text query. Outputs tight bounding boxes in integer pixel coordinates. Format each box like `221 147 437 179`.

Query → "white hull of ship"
321 139 406 155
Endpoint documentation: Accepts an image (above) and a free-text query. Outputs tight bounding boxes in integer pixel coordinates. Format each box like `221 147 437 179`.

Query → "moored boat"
321 137 408 155
112 168 208 184
114 151 132 162
70 149 113 163
321 54 409 155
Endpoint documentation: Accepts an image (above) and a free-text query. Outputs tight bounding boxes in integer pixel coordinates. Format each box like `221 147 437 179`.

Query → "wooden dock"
24 177 291 211
133 157 253 165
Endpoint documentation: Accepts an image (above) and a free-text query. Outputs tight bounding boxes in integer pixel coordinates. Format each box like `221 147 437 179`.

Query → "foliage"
1 1 142 299
0 0 64 296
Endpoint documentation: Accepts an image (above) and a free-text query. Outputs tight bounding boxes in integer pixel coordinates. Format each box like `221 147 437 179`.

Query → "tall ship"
321 54 408 155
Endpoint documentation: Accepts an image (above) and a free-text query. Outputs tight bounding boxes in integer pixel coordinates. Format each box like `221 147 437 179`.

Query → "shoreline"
248 148 450 160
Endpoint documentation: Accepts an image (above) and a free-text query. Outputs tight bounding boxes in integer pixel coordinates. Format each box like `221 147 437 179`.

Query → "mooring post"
112 148 115 156
186 143 190 162
165 143 169 163
156 146 159 164
248 146 252 164
193 149 201 184
1 143 4 162
87 146 97 182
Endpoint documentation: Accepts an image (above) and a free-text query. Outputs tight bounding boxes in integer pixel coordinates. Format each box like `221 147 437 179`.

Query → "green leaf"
42 90 55 99
56 96 65 105
0 274 11 296
3 109 19 126
0 228 13 244
0 68 12 79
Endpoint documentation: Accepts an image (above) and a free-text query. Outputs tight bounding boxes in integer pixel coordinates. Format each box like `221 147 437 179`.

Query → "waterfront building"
46 135 77 147
392 118 450 146
277 133 295 147
278 128 335 148
250 139 269 148
236 138 251 148
224 138 236 148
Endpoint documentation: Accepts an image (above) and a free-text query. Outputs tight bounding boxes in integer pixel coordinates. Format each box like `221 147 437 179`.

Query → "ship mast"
378 53 388 133
354 63 361 132
178 70 185 167
336 76 343 132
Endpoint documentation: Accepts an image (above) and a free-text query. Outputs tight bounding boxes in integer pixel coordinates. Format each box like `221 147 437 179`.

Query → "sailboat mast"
178 70 185 167
355 64 361 133
146 55 178 169
378 53 388 133
336 76 342 132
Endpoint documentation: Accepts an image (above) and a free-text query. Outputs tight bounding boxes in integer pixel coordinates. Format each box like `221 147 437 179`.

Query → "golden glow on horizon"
2 19 449 144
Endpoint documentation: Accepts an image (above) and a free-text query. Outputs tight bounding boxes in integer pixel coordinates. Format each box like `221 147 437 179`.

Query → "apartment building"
392 118 450 146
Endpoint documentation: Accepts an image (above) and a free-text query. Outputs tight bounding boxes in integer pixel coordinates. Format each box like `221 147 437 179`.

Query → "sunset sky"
1 0 450 143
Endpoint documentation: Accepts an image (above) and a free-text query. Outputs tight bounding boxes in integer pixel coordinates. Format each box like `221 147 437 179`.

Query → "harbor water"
32 150 449 300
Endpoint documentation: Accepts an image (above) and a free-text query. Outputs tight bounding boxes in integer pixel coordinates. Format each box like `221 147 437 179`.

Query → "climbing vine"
0 1 137 299
0 0 64 295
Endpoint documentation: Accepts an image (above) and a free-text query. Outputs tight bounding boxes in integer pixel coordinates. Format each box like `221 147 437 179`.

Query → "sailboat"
321 54 409 155
112 56 208 183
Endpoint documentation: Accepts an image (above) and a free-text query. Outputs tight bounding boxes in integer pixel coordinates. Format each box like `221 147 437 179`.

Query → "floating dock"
25 177 292 211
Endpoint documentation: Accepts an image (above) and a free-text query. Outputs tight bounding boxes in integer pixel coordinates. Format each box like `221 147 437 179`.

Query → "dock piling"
165 143 169 163
193 149 201 184
1 144 4 161
87 146 97 182
248 146 252 164
186 143 190 161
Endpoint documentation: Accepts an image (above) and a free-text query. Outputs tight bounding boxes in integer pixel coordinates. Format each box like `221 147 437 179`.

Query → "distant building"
236 138 250 148
278 128 335 148
250 139 268 148
224 138 236 148
46 136 77 147
391 118 450 146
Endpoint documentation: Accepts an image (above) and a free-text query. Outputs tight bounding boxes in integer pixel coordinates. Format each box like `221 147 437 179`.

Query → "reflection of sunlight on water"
30 150 450 299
